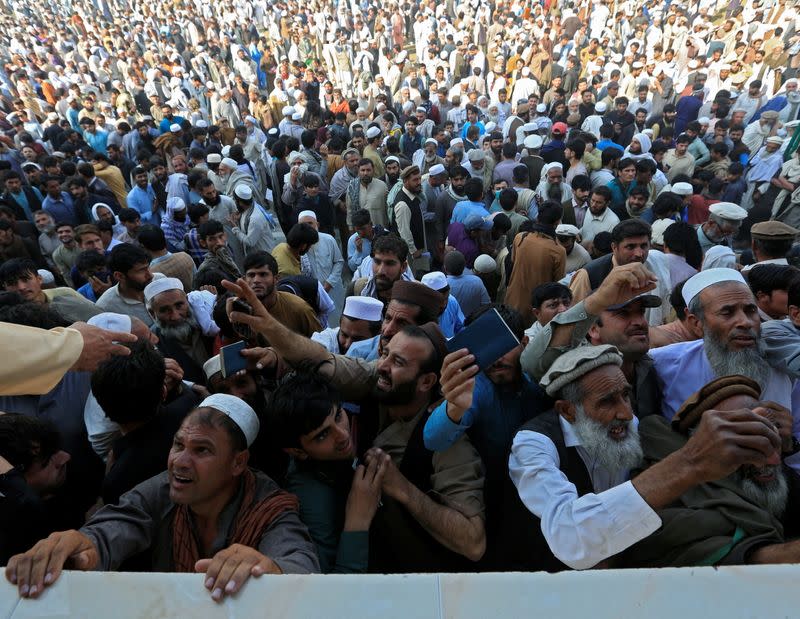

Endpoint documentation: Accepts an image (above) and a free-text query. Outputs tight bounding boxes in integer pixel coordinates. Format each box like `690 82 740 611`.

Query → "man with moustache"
224 278 486 572
623 375 800 567
504 342 783 571
650 269 796 426
146 278 213 384
242 251 321 337
312 295 384 355
352 234 412 304
5 395 319 602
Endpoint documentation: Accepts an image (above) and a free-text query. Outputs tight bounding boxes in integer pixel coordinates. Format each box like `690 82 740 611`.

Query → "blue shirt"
460 120 486 139
596 139 624 152
450 200 490 224
42 192 77 226
77 282 98 302
346 232 372 272
439 295 465 338
127 185 156 222
447 272 490 318
345 334 380 361
82 129 109 156
159 116 186 134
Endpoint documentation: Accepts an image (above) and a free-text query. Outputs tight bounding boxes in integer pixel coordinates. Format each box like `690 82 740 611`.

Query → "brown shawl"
172 469 299 572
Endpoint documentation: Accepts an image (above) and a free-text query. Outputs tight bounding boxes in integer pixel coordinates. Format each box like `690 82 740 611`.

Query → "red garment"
687 195 718 226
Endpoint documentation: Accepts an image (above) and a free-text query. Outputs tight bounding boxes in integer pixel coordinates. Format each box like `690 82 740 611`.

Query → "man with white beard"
505 342 783 571
650 268 794 425
622 374 800 567
145 277 212 385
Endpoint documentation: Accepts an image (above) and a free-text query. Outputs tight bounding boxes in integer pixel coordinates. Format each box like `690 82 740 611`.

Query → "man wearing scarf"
6 394 319 601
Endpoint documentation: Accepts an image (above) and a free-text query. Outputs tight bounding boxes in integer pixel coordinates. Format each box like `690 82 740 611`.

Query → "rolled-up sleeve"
520 301 596 381
509 430 661 570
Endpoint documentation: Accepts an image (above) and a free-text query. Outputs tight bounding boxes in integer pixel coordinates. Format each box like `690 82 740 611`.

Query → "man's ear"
587 321 602 345
283 447 308 461
112 269 124 284
417 371 438 394
232 449 249 475
555 399 577 423
685 311 705 338
198 238 208 249
789 304 800 326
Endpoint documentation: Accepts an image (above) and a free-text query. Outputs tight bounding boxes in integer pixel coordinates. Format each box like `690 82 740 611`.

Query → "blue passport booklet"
445 308 520 371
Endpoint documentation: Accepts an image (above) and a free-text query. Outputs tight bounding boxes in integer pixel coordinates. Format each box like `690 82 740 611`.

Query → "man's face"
612 235 649 264
345 154 360 173
168 414 247 507
34 212 54 232
152 289 191 327
355 222 373 239
79 233 105 253
404 172 422 193
245 264 275 301
3 271 43 302
589 192 608 215
381 299 420 346
698 284 761 352
172 158 188 174
56 225 74 244
119 260 153 291
534 294 571 327
618 164 636 183
69 184 88 199
375 331 431 404
45 180 62 198
297 404 355 461
24 448 70 496
385 161 400 178
573 365 638 447
203 231 227 254
547 168 563 184
200 184 220 205
358 163 373 184
591 301 650 359
627 192 647 211
664 109 676 122
134 172 149 189
372 251 405 292
5 177 21 193
338 315 375 354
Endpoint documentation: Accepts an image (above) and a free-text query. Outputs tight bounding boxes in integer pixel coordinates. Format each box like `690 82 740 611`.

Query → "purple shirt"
447 222 479 267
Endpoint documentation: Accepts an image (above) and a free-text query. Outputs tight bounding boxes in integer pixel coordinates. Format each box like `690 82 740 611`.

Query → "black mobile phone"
231 298 253 340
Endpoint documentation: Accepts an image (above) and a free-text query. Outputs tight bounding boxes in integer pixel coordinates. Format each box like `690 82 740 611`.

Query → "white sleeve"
508 430 661 570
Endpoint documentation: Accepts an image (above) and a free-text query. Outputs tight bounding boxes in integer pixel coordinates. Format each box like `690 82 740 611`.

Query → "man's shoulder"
276 290 315 311
649 338 704 363
95 284 120 306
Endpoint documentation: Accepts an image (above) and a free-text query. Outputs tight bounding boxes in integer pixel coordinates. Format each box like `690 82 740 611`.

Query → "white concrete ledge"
1 565 799 618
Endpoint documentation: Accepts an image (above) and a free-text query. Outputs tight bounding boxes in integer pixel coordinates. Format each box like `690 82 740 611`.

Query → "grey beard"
788 92 800 103
38 224 56 234
547 183 563 202
571 404 644 474
735 466 788 518
157 311 200 342
703 331 769 388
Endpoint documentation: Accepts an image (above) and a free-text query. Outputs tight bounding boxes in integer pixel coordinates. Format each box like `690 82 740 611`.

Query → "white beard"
735 465 788 518
703 331 769 389
571 404 644 474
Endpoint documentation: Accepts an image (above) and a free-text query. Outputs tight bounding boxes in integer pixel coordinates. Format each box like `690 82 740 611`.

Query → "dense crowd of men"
3 0 800 603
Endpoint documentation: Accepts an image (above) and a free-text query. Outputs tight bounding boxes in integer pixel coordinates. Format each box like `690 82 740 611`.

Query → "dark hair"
243 250 278 276
652 193 683 218
286 223 319 248
499 187 518 211
464 177 484 201
188 203 210 224
566 139 585 159
0 258 38 286
753 236 795 260
91 341 166 425
592 185 612 202
629 186 649 200
537 200 563 225
198 219 225 240
0 414 61 472
137 224 167 252
466 303 524 339
570 174 591 192
108 243 149 274
663 222 703 269
371 233 408 262
118 208 141 224
532 282 572 309
617 157 636 171
76 249 107 273
600 147 622 166
193 268 229 295
352 209 372 227
611 219 651 244
748 264 800 298
268 371 342 448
